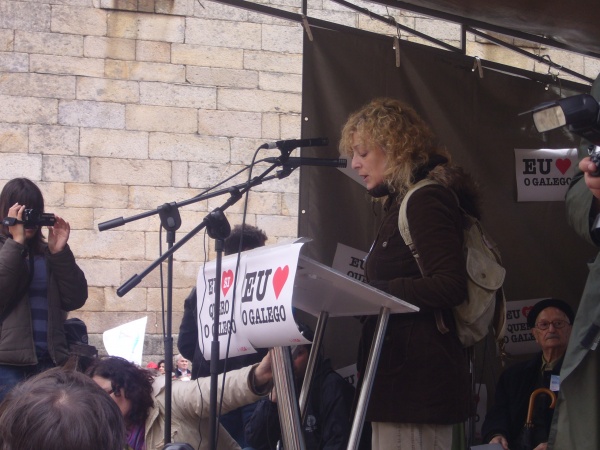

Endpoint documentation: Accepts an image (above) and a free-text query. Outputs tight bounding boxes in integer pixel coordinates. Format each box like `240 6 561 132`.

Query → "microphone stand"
204 209 231 450
98 157 299 449
157 203 182 442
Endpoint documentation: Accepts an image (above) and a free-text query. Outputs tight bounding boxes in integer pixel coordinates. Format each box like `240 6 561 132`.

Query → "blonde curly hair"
339 97 451 197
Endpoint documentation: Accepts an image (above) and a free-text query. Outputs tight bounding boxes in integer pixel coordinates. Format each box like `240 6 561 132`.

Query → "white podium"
195 242 418 450
288 255 418 450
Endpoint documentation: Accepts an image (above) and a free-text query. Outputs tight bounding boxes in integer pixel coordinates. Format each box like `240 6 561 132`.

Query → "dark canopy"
371 0 600 57
214 0 600 84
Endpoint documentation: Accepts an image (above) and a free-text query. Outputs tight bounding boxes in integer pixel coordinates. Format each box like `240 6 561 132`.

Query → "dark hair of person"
0 178 47 255
0 368 125 450
86 356 154 428
223 224 268 256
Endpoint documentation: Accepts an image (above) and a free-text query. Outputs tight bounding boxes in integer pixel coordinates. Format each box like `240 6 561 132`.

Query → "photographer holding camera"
546 75 600 450
0 178 88 401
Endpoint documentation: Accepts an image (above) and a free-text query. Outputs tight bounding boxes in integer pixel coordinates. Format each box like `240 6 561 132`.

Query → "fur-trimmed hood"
416 156 482 219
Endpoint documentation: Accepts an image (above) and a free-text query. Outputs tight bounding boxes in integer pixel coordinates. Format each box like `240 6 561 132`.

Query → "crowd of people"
1 83 599 450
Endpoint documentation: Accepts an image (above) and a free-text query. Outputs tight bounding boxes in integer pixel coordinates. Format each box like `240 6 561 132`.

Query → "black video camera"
22 209 56 229
588 145 600 177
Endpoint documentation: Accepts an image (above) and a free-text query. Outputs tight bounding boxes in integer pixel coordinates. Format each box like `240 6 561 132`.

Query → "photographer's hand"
47 216 70 254
579 156 600 199
7 203 26 245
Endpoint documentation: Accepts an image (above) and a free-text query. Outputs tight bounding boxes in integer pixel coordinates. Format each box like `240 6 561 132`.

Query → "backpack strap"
398 179 450 335
398 179 440 271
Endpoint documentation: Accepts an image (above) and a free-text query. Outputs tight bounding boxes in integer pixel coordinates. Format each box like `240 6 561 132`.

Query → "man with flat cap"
481 298 574 450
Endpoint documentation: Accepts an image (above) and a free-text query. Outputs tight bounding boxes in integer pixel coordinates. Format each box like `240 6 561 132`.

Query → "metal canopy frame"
371 0 600 60
210 0 594 87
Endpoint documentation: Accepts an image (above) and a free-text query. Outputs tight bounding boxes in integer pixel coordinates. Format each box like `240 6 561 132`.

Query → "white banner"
336 363 359 387
502 298 546 355
197 255 254 360
515 148 578 201
102 317 147 366
197 241 310 360
332 243 368 284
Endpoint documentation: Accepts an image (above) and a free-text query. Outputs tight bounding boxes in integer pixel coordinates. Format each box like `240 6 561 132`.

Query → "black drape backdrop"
296 25 596 377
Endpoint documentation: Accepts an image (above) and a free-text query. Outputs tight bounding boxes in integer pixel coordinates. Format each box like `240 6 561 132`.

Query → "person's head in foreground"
86 356 155 431
223 224 268 255
0 367 125 450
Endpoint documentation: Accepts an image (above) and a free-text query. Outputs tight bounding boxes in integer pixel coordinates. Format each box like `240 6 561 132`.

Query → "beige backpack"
398 179 507 347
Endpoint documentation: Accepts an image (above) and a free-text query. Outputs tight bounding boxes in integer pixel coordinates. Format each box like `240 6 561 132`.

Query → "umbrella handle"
525 387 557 425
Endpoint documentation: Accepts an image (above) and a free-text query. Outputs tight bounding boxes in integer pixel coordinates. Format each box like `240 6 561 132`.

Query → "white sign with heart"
515 148 578 201
197 240 310 360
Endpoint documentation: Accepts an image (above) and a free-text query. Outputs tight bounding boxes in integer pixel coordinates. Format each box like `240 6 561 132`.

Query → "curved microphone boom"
264 157 347 168
260 137 329 151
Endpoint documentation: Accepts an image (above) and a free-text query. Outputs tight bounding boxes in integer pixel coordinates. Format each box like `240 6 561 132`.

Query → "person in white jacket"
87 354 273 450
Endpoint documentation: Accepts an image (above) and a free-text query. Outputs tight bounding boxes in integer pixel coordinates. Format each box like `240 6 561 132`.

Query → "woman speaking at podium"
339 98 476 450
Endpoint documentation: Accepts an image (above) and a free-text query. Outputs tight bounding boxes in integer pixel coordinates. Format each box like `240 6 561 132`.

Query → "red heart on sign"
522 306 533 318
556 158 571 175
273 266 289 299
222 270 234 296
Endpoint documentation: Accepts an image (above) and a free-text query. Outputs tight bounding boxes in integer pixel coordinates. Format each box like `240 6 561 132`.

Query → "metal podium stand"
276 255 419 450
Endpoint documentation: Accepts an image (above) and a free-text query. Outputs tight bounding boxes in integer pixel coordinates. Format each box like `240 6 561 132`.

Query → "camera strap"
1 217 23 227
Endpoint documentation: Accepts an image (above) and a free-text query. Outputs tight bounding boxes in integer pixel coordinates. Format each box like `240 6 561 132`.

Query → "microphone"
260 138 329 151
265 157 347 168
